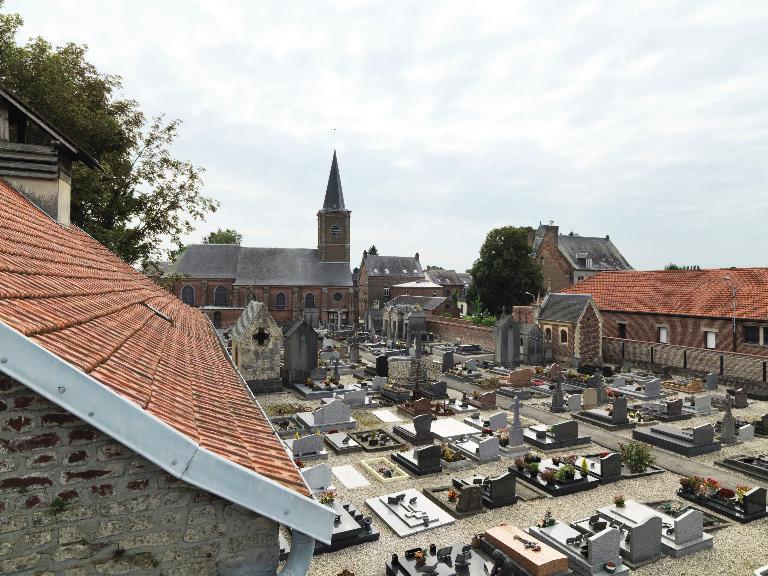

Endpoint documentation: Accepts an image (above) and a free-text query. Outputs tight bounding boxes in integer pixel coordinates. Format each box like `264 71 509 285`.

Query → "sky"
7 0 768 272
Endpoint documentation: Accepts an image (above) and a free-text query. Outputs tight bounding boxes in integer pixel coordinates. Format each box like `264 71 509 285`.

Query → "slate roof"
321 150 346 211
537 293 592 323
564 268 768 321
0 179 308 496
169 245 353 287
392 280 442 289
557 234 632 271
425 268 464 286
230 300 279 341
386 295 448 310
363 255 424 278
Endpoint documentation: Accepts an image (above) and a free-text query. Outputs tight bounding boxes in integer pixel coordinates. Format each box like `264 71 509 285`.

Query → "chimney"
605 234 610 241
415 252 420 261
0 90 96 227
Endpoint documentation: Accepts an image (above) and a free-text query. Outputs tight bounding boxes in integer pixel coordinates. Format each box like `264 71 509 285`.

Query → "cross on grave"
253 328 270 346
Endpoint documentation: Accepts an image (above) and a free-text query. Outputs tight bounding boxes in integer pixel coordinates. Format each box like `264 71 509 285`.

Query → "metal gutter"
0 320 334 544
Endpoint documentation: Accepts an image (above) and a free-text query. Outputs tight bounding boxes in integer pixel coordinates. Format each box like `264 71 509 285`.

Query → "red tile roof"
0 180 307 496
564 268 768 321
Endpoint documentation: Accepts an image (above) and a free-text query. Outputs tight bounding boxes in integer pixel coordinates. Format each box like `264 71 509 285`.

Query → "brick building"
357 252 425 330
537 293 603 367
0 97 330 575
564 268 768 357
424 268 466 300
531 224 632 292
168 151 353 329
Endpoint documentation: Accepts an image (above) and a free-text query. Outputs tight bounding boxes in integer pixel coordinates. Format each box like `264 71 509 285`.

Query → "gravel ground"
260 387 768 576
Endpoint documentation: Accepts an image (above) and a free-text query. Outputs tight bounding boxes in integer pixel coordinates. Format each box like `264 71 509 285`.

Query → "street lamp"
721 275 737 352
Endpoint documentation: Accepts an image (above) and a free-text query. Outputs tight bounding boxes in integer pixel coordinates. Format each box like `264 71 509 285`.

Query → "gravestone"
494 312 521 367
349 341 360 363
370 376 386 391
568 394 582 413
296 398 356 432
456 484 484 515
721 395 737 444
732 388 748 408
441 350 454 372
476 436 500 462
595 376 606 404
705 373 718 390
302 463 333 493
666 398 683 417
524 420 591 450
470 391 497 409
464 358 478 371
612 396 628 423
599 452 623 480
551 380 566 413
633 423 720 456
506 367 534 386
487 412 508 431
582 388 598 410
366 488 455 537
508 395 525 448
392 444 442 476
393 413 434 445
376 355 389 377
341 389 368 407
738 424 755 442
282 319 320 384
231 301 284 393
289 433 327 460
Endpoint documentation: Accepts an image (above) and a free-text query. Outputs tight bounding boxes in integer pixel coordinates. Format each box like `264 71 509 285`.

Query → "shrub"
620 441 655 473
523 452 541 464
526 462 540 475
555 463 575 483
613 494 625 507
540 469 557 484
716 488 735 500
514 457 525 469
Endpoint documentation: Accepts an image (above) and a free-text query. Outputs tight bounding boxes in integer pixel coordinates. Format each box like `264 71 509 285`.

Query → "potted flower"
604 560 617 573
679 476 699 494
514 457 525 471
541 469 557 486
736 484 751 503
414 549 426 567
555 463 575 483
318 491 336 506
703 477 720 495
613 494 625 508
715 487 736 502
551 456 561 466
526 462 540 477
447 489 459 503
538 510 555 528
580 458 589 477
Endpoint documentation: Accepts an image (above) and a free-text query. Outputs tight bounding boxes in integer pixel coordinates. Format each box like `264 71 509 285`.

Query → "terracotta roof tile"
0 180 307 496
564 269 768 321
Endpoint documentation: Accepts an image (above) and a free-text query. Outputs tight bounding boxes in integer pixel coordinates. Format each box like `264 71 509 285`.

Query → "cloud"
8 0 768 271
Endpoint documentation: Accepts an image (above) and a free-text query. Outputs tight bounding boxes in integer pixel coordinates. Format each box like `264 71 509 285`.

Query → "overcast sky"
8 1 768 271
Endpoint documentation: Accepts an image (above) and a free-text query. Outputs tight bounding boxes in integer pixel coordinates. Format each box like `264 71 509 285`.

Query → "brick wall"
603 337 768 388
577 304 602 365
0 374 279 575
426 317 494 352
511 306 534 325
534 226 572 292
600 311 768 358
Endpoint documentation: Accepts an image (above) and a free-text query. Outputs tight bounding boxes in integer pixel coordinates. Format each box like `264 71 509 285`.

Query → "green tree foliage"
0 3 216 264
469 226 543 316
202 228 242 244
367 245 379 255
664 263 700 270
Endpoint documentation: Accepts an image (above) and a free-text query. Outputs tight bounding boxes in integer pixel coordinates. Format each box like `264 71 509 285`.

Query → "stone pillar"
292 287 299 320
201 280 208 306
321 287 328 326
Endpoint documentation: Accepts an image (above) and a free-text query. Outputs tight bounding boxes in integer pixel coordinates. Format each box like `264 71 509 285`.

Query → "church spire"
321 150 345 211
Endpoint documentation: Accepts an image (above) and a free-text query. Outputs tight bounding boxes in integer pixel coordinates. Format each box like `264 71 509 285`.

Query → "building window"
333 292 343 302
275 293 286 310
181 285 195 306
432 291 437 297
744 325 760 345
657 326 668 344
560 329 568 344
383 284 390 297
545 327 552 341
704 330 716 349
617 322 627 339
213 311 222 329
305 293 315 309
213 285 228 307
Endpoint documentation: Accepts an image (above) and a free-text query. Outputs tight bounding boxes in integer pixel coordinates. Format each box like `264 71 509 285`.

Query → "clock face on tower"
330 224 342 238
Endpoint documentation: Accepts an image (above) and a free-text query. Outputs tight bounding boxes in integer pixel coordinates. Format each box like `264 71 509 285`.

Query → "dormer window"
402 269 407 273
384 268 389 274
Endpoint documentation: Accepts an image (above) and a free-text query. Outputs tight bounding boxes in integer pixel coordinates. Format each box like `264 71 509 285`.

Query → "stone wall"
0 373 279 575
577 304 602 366
426 317 494 352
603 337 768 389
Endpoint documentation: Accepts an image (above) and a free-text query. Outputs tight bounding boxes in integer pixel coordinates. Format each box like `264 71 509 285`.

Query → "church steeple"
321 150 345 211
317 150 350 263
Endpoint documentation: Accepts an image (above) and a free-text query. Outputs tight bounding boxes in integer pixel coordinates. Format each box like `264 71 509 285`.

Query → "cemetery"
423 483 486 518
524 420 592 450
632 423 721 456
366 488 456 537
510 453 601 496
452 472 520 509
677 478 768 523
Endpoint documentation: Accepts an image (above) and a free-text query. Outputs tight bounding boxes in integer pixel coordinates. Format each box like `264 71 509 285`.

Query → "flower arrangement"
554 463 575 483
680 476 703 493
447 489 460 503
703 478 720 494
736 484 751 502
715 487 736 500
538 510 556 528
540 469 557 485
318 491 335 505
526 462 540 476
294 459 304 468
414 549 425 566
514 457 525 471
523 452 541 464
613 494 625 507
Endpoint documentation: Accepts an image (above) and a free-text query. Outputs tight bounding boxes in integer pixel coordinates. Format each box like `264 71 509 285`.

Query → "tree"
469 226 543 316
367 245 379 255
664 263 700 270
0 3 216 264
203 228 242 244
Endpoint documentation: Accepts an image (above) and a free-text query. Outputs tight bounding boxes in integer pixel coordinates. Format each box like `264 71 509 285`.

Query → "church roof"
363 255 424 278
321 150 346 211
557 234 632 271
538 293 593 323
169 245 353 287
386 295 447 310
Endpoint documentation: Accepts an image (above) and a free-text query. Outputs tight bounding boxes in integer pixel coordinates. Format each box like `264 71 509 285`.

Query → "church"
168 151 354 329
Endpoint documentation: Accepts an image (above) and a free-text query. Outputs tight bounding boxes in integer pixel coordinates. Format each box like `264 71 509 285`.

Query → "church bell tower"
318 150 351 263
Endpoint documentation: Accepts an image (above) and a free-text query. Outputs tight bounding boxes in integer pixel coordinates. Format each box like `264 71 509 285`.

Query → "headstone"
693 395 712 413
456 484 484 514
464 359 477 371
313 398 350 426
441 350 454 372
302 463 333 492
673 508 703 546
645 378 661 397
547 363 561 381
732 388 748 409
487 412 508 431
721 395 736 444
568 394 582 413
486 472 517 507
477 436 500 461
376 355 389 377
600 452 622 480
349 341 360 363
582 388 598 410
596 376 606 404
738 424 755 442
509 395 524 447
612 396 628 424
744 487 767 517
370 375 386 391
551 379 565 413
666 398 683 417
471 391 496 409
333 357 340 381
704 373 718 390
342 389 367 406
292 434 325 458
506 368 534 386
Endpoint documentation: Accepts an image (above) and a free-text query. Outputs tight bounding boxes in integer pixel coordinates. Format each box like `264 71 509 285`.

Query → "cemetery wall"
0 374 279 575
426 317 494 351
600 311 768 357
603 337 768 386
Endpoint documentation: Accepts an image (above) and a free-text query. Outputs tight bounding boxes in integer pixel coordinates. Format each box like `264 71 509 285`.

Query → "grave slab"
372 408 401 423
283 433 328 461
385 542 492 576
348 429 405 452
392 444 442 476
313 500 380 555
452 436 501 464
423 484 486 519
452 472 519 509
482 525 571 576
366 488 455 538
360 458 410 483
510 458 600 497
332 465 370 489
632 423 720 457
524 421 591 451
716 454 768 482
324 431 362 454
677 486 768 523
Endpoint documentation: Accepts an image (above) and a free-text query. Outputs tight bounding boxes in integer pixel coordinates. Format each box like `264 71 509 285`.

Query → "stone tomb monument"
567 393 582 414
551 380 566 413
453 471 518 509
464 411 508 432
230 301 284 394
385 543 492 576
582 388 598 410
283 433 328 461
717 454 768 482
324 431 362 454
576 396 633 430
524 420 591 450
468 390 497 410
424 483 485 519
681 394 714 416
392 444 442 476
301 463 334 493
296 398 357 433
314 500 380 555
393 413 434 445
528 521 628 576
366 488 455 538
281 319 322 384
494 311 521 368
482 525 570 576
705 373 719 390
453 436 501 464
633 423 720 457
728 387 749 409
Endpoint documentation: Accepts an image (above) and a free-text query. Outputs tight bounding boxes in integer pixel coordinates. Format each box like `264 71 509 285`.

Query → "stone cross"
333 357 340 381
551 379 565 413
721 395 736 444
